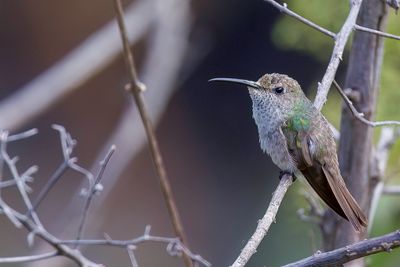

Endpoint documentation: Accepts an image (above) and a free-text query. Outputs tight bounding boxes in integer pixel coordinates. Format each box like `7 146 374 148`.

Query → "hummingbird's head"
209 73 307 129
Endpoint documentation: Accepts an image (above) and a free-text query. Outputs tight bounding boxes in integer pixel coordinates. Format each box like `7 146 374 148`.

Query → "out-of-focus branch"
75 145 116 246
59 225 210 267
0 0 153 131
282 230 400 267
383 186 400 194
369 127 400 231
231 174 293 267
0 252 58 263
112 0 192 267
333 80 400 127
30 125 94 214
0 128 209 266
0 130 101 267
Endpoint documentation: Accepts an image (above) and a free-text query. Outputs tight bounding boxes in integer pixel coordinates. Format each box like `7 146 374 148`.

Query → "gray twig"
231 174 293 267
75 145 116 246
0 251 59 263
264 0 335 38
383 186 400 194
30 125 94 214
59 225 211 267
355 24 400 40
333 80 400 127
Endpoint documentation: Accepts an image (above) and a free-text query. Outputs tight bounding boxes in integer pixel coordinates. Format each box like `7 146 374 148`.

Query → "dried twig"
368 127 400 232
282 230 400 267
383 186 400 194
112 1 192 267
75 145 116 246
264 0 335 38
231 174 293 267
355 24 400 40
0 252 58 263
59 225 210 267
30 125 94 214
333 81 400 127
0 128 209 266
0 130 100 267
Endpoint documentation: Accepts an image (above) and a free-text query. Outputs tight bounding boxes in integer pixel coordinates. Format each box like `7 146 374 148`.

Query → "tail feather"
322 165 368 232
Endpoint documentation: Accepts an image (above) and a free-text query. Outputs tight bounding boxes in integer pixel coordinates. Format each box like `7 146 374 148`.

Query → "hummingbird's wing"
283 118 368 231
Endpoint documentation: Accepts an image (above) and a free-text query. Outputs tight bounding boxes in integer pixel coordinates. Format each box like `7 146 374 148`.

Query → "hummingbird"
210 73 368 231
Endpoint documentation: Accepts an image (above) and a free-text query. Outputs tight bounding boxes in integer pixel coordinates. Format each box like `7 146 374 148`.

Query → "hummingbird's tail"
322 166 368 232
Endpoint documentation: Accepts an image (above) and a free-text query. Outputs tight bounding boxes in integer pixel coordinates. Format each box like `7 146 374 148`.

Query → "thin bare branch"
231 174 294 267
6 129 39 142
333 80 400 127
264 0 335 38
59 226 210 267
383 186 400 195
0 252 58 263
314 0 363 110
75 145 116 246
282 230 400 267
30 125 94 214
355 24 400 40
126 247 139 267
112 1 192 267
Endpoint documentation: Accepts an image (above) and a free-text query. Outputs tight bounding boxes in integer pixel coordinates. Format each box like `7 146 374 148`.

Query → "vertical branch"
111 1 192 267
322 0 389 264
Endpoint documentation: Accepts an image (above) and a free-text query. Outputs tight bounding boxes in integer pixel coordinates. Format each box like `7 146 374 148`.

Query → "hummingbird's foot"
279 171 296 182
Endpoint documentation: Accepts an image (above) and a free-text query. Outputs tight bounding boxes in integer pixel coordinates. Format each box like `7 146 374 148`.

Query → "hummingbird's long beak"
209 78 261 89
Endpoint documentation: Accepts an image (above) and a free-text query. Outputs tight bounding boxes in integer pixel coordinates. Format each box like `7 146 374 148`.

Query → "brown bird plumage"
210 73 368 231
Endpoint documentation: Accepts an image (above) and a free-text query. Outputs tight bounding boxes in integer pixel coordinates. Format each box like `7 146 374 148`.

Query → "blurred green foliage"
271 1 400 266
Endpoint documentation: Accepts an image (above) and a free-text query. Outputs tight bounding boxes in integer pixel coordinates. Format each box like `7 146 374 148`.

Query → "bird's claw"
279 171 296 182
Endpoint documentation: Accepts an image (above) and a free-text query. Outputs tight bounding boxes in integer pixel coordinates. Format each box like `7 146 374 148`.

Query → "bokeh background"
0 0 400 266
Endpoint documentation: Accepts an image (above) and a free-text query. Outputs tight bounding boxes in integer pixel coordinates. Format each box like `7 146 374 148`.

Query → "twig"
333 80 400 127
126 246 139 267
112 1 193 267
0 0 153 131
282 230 400 267
75 145 116 246
383 186 400 195
355 24 400 41
0 252 58 263
0 131 101 266
264 0 335 38
1 132 42 227
58 226 211 267
30 125 94 214
231 174 293 267
314 0 363 110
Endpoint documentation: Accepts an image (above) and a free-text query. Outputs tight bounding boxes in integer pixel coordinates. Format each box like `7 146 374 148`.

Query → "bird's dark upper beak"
208 78 261 89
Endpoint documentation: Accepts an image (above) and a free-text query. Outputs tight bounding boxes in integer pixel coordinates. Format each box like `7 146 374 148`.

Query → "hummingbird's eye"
273 87 285 95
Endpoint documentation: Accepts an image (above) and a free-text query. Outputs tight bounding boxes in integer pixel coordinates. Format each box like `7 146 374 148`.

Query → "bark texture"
321 0 389 265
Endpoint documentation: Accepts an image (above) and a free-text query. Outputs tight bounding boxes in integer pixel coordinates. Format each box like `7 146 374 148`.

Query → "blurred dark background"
0 0 399 266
